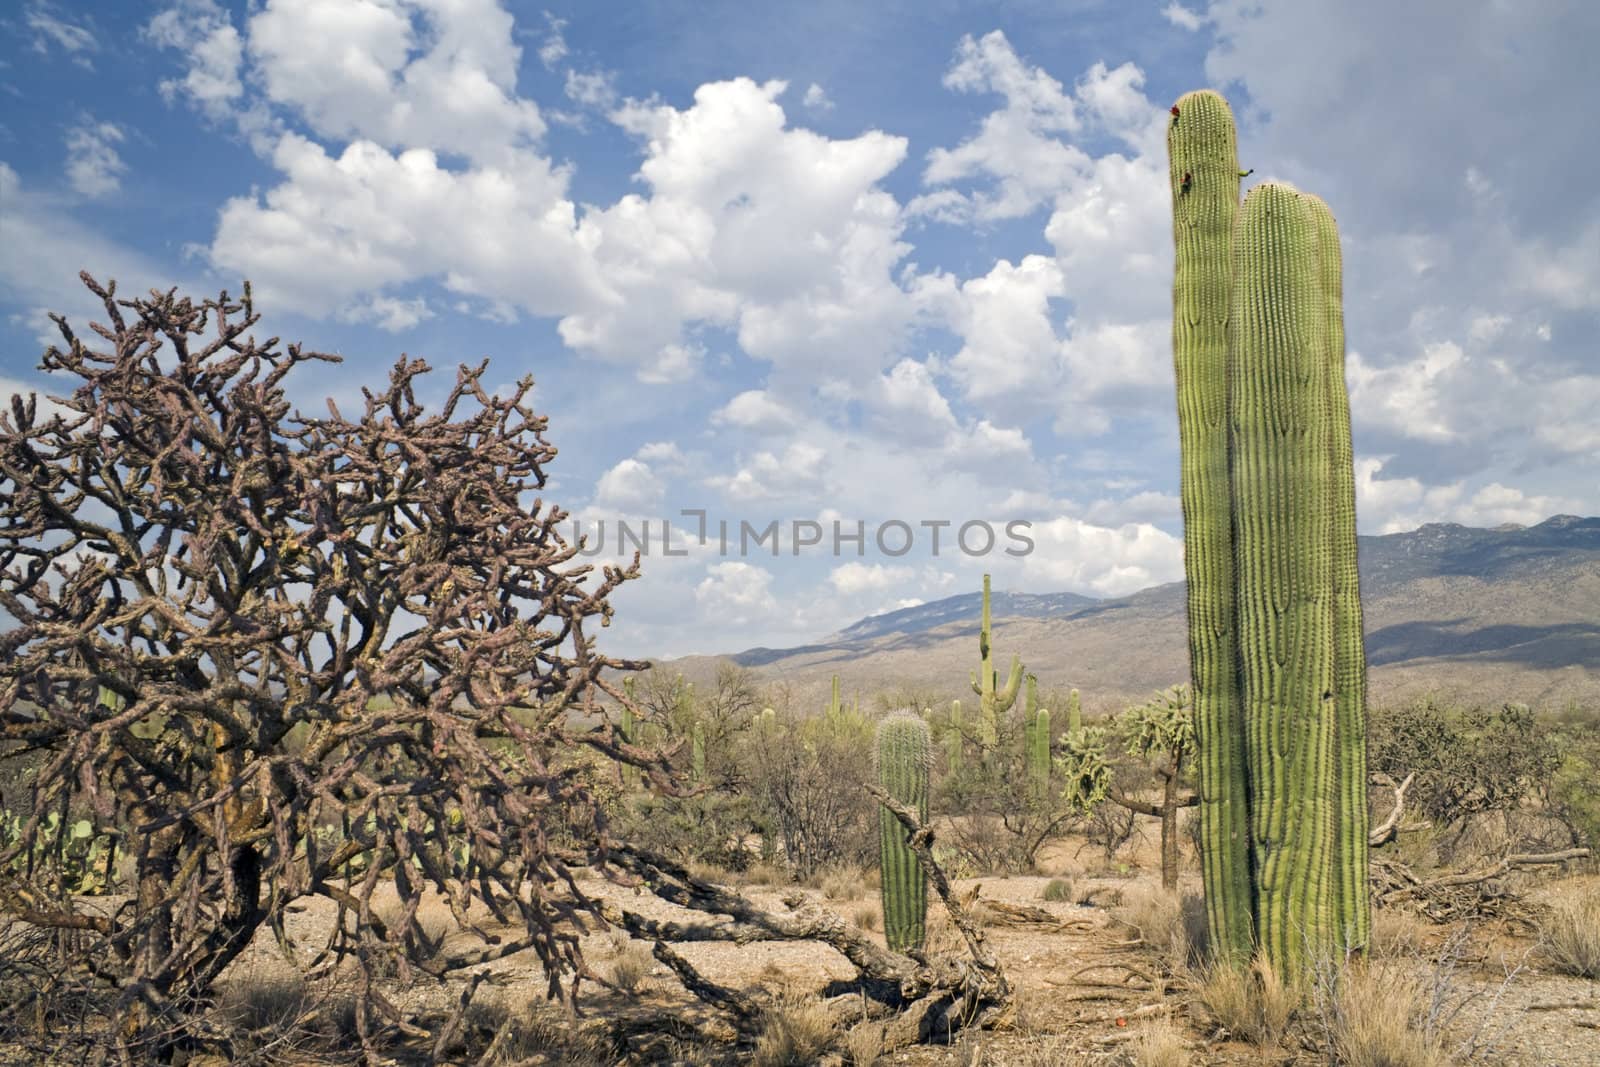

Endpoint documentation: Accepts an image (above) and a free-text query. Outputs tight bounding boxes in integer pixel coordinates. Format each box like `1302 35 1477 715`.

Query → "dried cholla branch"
594 832 1013 1052
0 273 676 1059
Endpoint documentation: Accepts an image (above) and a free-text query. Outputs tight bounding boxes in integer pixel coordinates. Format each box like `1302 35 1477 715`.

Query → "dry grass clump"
1195 957 1296 1048
1041 877 1074 902
1113 885 1205 973
1368 905 1430 958
211 972 363 1064
751 993 837 1067
819 864 867 902
688 858 729 885
464 997 615 1066
1314 961 1451 1067
741 862 788 887
853 903 880 931
1125 1016 1189 1067
1539 890 1600 978
607 937 656 994
841 1020 884 1066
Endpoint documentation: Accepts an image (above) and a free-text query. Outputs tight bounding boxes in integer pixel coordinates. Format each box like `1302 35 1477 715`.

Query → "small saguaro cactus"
691 720 706 782
1066 688 1082 739
1030 707 1052 799
875 711 931 954
969 574 1023 748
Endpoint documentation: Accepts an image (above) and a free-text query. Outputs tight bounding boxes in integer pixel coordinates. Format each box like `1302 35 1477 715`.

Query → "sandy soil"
192 834 1600 1066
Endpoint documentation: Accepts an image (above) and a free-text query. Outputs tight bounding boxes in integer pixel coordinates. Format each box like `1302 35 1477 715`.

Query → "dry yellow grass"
1540 889 1600 978
841 1019 884 1066
1126 1016 1189 1067
1112 885 1204 974
1321 961 1452 1067
819 864 868 902
750 993 837 1067
1368 905 1430 958
1195 957 1296 1048
607 938 654 994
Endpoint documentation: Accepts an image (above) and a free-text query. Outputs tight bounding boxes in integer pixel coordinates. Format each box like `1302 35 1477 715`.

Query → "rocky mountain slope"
661 516 1600 713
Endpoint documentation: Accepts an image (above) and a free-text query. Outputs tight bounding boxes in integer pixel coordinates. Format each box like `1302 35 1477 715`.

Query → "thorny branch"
0 274 674 1059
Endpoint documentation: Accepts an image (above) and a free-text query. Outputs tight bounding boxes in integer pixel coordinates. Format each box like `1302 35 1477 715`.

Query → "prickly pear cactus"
875 711 931 954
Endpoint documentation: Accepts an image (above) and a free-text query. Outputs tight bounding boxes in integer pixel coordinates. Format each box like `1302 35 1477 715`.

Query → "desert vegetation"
1 83 1597 1067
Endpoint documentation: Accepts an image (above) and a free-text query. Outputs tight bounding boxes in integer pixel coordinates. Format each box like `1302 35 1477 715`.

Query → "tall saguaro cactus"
1168 90 1369 970
970 574 1023 748
876 711 931 953
1169 88 1254 964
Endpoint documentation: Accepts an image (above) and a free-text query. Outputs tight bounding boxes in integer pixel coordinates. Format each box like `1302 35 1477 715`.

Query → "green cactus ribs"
1168 87 1253 966
1168 88 1370 972
875 710 931 954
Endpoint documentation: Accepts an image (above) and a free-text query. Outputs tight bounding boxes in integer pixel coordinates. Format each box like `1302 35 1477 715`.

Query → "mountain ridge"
662 515 1600 712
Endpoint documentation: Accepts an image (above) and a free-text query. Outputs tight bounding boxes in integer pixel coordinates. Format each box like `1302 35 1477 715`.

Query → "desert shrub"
1544 715 1600 848
853 903 880 931
1540 890 1600 978
1041 877 1074 902
1369 700 1561 836
0 277 660 1057
608 665 765 870
939 698 1079 875
743 691 877 879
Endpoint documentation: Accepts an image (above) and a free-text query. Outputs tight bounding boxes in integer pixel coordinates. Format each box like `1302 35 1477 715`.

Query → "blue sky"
2 1 1596 658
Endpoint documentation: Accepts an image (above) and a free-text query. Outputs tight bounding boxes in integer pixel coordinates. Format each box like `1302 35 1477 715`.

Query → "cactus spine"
1168 90 1369 970
875 711 931 953
969 574 1023 748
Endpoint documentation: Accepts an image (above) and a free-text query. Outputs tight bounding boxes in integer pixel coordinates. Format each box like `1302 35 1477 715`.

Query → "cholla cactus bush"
1055 688 1198 888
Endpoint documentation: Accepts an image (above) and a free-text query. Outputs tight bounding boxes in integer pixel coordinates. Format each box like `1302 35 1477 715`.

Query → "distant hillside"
661 515 1600 713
